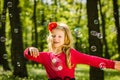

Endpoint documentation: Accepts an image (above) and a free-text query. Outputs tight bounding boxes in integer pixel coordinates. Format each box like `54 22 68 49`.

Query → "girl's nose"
54 36 59 40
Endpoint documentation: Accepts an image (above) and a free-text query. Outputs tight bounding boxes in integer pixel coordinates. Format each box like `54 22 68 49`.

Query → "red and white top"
24 48 115 79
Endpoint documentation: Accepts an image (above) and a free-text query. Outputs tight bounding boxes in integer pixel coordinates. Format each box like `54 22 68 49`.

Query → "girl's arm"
24 47 44 64
71 48 115 69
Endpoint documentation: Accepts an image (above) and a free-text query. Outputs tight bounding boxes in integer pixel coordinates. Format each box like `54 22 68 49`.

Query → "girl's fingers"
29 47 39 57
32 49 37 57
34 49 37 57
30 48 33 56
35 49 39 57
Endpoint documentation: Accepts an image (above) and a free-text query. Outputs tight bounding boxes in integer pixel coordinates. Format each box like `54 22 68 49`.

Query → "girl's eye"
51 35 56 38
58 36 62 38
51 35 63 38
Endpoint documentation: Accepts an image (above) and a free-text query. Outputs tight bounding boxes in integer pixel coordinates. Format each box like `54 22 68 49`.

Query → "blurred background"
0 0 120 80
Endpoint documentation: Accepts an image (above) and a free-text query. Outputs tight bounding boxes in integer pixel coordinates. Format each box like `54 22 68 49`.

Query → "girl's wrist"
114 61 120 71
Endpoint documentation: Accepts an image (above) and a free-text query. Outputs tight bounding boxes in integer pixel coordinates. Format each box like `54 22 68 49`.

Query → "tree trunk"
33 0 38 48
98 0 110 59
112 0 120 60
8 0 28 77
0 0 11 71
86 0 104 80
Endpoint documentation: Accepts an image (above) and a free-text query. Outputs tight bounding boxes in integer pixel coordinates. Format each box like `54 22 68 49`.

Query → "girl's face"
51 29 65 49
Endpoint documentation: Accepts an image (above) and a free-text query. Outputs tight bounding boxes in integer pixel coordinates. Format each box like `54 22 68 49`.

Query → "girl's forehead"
51 29 65 34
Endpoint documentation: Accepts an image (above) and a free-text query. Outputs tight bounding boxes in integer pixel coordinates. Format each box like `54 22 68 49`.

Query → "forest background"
0 0 120 80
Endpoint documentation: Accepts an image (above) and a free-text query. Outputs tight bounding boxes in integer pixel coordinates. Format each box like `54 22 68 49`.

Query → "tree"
112 0 120 60
8 0 28 77
0 0 10 70
32 0 38 48
98 0 110 59
86 0 104 80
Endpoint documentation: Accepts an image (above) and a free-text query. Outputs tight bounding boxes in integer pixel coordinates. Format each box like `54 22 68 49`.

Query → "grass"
0 64 120 80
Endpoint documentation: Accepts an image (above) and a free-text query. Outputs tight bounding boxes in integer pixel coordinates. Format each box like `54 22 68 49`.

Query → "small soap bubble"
17 62 21 67
110 28 117 34
3 54 7 59
91 46 97 52
9 13 13 18
40 11 43 14
1 15 6 22
97 33 103 39
74 28 82 38
99 62 106 70
52 58 57 63
25 12 29 16
90 31 97 36
114 12 117 15
7 1 12 8
74 28 80 34
0 36 6 42
94 19 98 24
58 66 63 71
81 44 86 48
14 28 19 33
51 57 63 71
110 28 115 32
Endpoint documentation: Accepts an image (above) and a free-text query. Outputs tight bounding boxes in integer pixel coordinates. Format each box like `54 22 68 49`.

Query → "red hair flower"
48 22 58 32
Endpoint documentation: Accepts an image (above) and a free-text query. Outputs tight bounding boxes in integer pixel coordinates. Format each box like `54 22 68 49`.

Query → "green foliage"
0 65 120 80
0 0 3 13
0 0 119 79
1 0 118 61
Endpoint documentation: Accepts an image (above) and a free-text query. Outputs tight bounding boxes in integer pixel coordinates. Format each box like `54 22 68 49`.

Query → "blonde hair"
47 22 73 68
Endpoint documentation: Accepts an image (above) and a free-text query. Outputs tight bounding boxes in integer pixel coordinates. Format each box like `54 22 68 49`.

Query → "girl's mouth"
54 42 59 44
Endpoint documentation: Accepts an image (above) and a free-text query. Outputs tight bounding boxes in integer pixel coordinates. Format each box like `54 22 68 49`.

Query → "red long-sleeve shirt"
24 48 115 79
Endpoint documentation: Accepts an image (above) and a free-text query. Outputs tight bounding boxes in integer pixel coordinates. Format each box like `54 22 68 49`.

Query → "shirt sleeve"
24 48 45 64
71 48 115 69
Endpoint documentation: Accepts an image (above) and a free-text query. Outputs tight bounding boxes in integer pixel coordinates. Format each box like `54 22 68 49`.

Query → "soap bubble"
9 13 13 18
57 66 63 70
90 31 97 36
3 54 7 59
74 28 82 38
94 19 98 24
99 62 106 70
81 44 86 48
7 1 12 8
1 15 6 22
0 36 6 42
97 33 103 39
51 57 63 71
91 46 97 52
17 62 21 67
90 31 102 39
52 58 57 63
110 28 117 34
25 12 29 16
14 28 19 33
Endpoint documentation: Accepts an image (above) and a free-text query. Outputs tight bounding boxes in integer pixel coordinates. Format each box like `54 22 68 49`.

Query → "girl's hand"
29 47 39 58
115 61 120 71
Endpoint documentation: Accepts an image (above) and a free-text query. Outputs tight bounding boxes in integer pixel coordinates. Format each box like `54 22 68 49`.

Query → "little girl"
24 22 120 80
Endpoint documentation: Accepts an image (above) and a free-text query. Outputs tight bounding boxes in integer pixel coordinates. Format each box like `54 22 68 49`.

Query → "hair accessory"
48 22 58 32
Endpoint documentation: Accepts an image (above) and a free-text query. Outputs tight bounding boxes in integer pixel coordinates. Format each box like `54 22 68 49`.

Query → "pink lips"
54 42 59 44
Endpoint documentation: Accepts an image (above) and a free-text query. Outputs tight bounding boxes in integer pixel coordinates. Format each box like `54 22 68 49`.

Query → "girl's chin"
53 45 62 48
53 46 60 48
